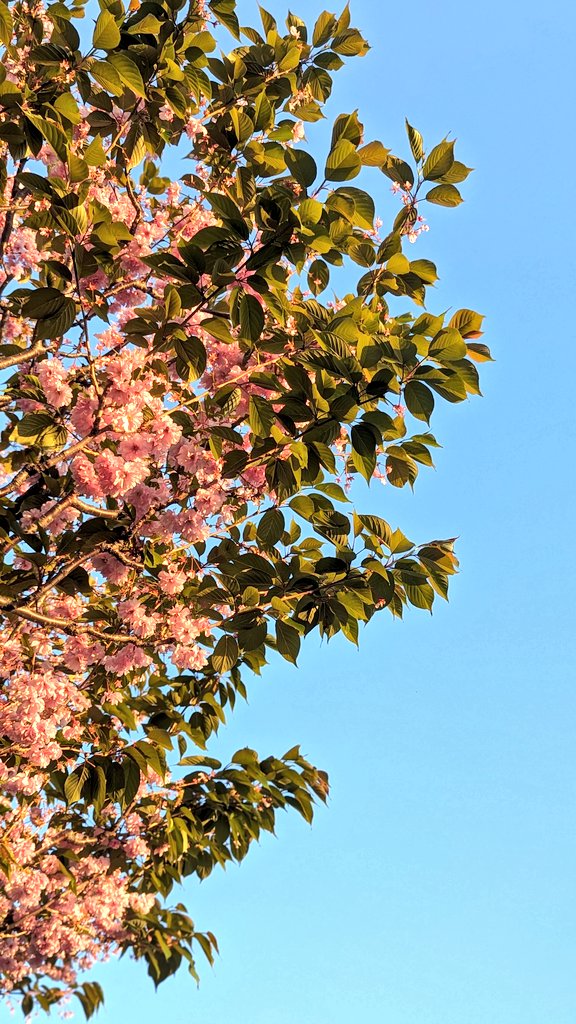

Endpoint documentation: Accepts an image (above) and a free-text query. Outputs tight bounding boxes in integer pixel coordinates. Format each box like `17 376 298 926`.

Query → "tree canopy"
0 0 489 1016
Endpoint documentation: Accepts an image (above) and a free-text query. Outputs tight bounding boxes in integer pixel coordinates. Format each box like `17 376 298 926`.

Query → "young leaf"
93 10 120 50
405 119 423 162
422 140 455 181
212 635 239 673
325 139 361 181
404 380 435 423
426 184 463 207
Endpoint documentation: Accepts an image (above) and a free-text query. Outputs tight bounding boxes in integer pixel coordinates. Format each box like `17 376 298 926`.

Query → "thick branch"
0 340 47 370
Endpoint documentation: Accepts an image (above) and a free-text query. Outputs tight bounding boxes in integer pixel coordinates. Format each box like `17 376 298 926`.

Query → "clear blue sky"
92 1 576 1021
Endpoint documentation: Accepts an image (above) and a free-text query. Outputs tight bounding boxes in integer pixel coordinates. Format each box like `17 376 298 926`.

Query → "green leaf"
22 287 66 319
10 411 62 448
289 494 315 519
275 620 300 664
420 370 467 403
422 140 455 181
129 740 166 780
174 335 207 381
36 299 77 339
404 381 434 423
466 342 493 363
230 108 254 145
239 294 264 341
123 758 141 806
127 13 163 34
164 286 182 320
92 765 107 813
386 253 410 275
297 196 325 227
93 10 120 50
252 93 272 133
386 453 417 488
313 10 336 45
405 581 435 610
317 481 350 503
332 28 369 55
410 259 438 285
333 186 374 230
284 147 317 187
331 111 364 148
208 193 249 238
257 508 285 546
429 329 467 361
25 114 67 161
325 139 361 182
90 59 124 96
108 52 147 97
313 508 350 546
65 764 90 804
53 93 82 125
212 635 239 673
357 140 390 166
381 154 414 189
84 134 107 167
258 5 277 34
356 512 392 544
21 289 77 339
241 586 260 607
10 411 67 448
74 982 105 1020
351 423 377 481
0 2 13 45
249 395 274 437
426 184 463 207
405 120 423 162
17 171 54 197
68 151 89 183
126 130 146 170
232 746 258 766
442 160 473 184
199 317 234 343
448 308 484 338
278 43 302 72
308 259 329 295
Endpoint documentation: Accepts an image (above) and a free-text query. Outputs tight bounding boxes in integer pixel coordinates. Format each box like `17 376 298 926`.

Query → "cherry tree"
0 0 489 1016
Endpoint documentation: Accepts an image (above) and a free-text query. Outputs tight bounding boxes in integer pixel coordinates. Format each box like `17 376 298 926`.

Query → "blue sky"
92 0 576 1021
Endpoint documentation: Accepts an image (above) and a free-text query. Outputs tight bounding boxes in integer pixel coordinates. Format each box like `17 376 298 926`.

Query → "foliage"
0 0 489 1015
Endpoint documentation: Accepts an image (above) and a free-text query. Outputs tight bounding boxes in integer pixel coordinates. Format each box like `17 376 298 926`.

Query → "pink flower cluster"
0 665 88 768
0 801 156 995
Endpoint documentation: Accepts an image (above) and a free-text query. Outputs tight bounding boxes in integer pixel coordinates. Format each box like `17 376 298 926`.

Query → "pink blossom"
291 120 305 142
103 644 152 675
171 643 208 671
37 358 73 408
91 553 130 584
158 566 188 595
